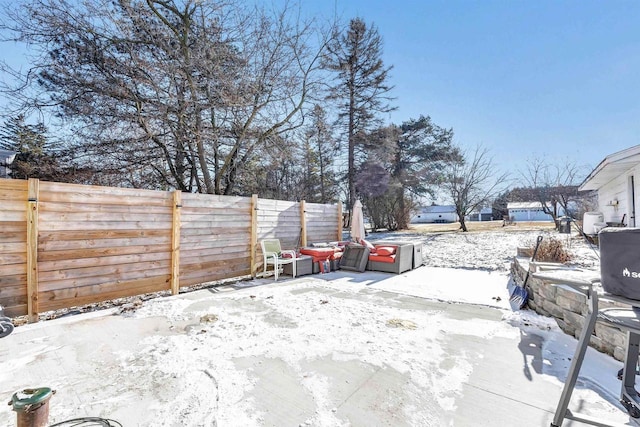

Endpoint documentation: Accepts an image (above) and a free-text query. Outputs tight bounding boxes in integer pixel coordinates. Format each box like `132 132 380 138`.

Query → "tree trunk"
458 208 468 232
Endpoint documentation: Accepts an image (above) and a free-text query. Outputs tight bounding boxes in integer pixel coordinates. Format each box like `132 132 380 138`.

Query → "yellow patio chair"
260 239 297 281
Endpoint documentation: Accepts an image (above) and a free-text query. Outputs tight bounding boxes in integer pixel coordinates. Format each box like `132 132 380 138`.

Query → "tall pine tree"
324 18 395 210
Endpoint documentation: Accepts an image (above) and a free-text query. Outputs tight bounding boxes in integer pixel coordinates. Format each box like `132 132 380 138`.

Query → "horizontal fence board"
0 272 26 287
0 178 28 191
40 266 171 291
258 198 298 207
39 201 171 215
40 181 171 199
180 239 250 252
40 221 172 231
0 252 27 265
181 256 250 270
0 262 27 277
0 231 26 243
38 252 171 272
180 262 250 282
39 189 172 207
180 218 251 229
256 211 301 221
257 229 302 240
1 211 27 222
180 227 249 237
180 207 251 217
39 259 171 283
181 196 251 210
0 292 27 308
0 221 27 232
38 244 172 262
257 222 301 232
1 200 28 211
180 232 249 245
38 237 171 260
39 229 168 242
0 189 28 201
181 254 250 270
39 276 171 312
39 211 173 223
0 282 27 298
4 304 26 317
0 242 26 254
180 246 249 261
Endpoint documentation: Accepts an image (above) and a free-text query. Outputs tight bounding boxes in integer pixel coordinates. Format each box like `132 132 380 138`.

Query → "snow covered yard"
0 226 636 426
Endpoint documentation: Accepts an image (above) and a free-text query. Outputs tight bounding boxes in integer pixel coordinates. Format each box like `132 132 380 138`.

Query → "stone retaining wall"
511 255 628 361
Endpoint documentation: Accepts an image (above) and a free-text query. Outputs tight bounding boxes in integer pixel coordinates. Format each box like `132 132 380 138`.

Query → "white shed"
579 145 640 227
507 202 554 222
466 207 493 222
411 205 458 223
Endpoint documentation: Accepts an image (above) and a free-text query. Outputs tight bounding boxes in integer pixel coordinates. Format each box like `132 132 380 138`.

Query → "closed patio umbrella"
351 200 365 243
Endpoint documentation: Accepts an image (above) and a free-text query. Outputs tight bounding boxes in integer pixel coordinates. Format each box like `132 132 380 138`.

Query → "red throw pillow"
375 246 396 256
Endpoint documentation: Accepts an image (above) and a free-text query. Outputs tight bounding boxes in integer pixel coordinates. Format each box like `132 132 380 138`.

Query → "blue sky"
303 0 640 179
2 0 639 182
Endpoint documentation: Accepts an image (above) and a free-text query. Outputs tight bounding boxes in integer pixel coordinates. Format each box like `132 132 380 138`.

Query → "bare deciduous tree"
442 146 508 232
2 0 332 193
520 156 588 223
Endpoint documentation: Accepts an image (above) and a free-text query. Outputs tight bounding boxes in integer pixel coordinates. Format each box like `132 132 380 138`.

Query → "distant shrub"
533 237 572 263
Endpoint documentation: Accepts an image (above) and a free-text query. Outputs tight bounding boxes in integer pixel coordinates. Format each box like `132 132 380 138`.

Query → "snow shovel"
510 235 543 309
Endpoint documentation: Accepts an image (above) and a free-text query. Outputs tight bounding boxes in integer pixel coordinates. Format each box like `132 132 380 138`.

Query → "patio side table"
283 255 313 277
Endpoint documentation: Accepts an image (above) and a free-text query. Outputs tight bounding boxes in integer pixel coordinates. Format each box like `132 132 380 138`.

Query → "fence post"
170 190 181 295
26 178 39 323
250 194 258 278
300 200 307 247
337 201 343 241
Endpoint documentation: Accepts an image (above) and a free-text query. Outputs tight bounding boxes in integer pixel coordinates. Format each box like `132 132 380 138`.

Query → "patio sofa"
365 242 414 274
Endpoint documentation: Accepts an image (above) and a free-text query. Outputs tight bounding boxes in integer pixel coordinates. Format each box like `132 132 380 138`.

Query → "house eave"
579 144 640 191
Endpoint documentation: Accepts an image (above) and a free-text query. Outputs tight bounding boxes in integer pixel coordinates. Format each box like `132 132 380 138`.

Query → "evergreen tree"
324 17 395 210
0 115 59 180
358 116 460 230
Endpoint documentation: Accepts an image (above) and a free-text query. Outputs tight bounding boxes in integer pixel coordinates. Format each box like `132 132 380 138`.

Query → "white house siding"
597 163 640 227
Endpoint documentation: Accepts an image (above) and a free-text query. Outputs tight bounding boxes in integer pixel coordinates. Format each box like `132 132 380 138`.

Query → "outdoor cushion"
375 246 396 256
300 247 337 258
368 253 396 263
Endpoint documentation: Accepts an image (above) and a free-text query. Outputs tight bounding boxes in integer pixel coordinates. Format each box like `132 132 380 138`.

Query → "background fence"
0 178 342 320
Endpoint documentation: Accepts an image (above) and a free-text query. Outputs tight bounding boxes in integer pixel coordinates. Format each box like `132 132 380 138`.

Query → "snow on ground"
2 227 630 426
372 228 600 271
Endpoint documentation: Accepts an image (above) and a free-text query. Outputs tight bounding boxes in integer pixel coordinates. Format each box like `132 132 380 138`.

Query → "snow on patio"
0 228 635 426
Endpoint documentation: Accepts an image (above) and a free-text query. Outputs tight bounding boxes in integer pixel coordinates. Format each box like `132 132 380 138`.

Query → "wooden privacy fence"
0 178 342 321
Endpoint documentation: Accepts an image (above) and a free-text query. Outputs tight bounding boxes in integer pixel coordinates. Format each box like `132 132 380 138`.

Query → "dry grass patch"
408 220 556 234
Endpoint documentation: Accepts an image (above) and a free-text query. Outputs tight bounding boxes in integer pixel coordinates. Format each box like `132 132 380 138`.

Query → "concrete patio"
1 267 638 426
